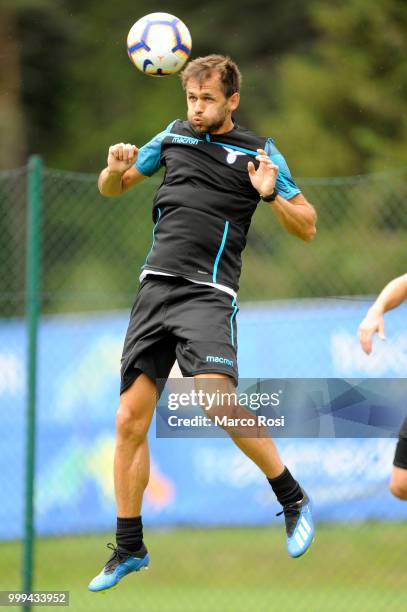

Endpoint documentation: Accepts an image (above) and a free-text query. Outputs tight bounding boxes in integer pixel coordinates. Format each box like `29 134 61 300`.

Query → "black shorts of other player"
394 417 407 470
120 276 239 396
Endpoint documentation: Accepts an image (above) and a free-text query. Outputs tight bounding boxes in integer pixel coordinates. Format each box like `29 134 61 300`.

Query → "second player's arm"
268 193 317 242
368 274 407 315
358 273 407 354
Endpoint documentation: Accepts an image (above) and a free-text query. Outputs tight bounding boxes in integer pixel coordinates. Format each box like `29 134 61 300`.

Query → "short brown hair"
181 54 242 98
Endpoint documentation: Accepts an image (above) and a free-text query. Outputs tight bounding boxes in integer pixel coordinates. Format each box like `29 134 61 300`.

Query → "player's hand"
107 143 138 174
248 149 279 198
358 307 386 354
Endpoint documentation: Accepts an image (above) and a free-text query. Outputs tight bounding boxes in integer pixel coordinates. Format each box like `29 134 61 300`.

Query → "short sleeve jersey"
135 119 300 292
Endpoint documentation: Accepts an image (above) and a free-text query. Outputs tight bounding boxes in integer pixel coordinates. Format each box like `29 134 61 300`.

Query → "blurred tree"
0 3 27 168
17 3 72 166
258 0 407 176
22 0 315 170
0 0 71 169
2 0 406 312
2 0 406 175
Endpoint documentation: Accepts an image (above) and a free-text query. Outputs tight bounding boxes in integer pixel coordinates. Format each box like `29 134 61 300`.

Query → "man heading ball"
88 55 317 593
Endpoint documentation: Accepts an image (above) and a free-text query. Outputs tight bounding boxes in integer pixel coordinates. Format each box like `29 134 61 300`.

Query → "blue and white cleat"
88 543 150 592
277 489 314 558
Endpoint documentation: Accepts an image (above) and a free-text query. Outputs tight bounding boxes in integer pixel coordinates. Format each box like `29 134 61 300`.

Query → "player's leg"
114 372 157 517
194 373 284 476
171 280 314 557
193 373 314 558
88 373 157 592
89 278 177 592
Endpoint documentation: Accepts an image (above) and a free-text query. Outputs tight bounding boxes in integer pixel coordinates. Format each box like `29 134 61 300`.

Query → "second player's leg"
389 466 407 500
114 372 158 516
390 430 407 500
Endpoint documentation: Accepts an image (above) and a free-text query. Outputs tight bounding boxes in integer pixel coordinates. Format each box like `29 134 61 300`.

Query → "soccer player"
358 273 407 501
88 55 317 592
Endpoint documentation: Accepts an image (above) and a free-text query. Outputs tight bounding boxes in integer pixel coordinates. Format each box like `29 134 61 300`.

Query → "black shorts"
120 276 239 394
394 417 407 469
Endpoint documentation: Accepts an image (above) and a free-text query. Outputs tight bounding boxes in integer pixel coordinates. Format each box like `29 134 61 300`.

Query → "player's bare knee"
116 401 149 443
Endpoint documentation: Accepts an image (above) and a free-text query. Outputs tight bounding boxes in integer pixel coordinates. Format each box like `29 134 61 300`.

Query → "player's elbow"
98 181 123 197
100 190 121 198
97 183 108 197
299 223 317 242
299 208 317 242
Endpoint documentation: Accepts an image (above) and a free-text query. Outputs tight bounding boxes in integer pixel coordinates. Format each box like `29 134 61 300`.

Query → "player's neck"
210 116 235 135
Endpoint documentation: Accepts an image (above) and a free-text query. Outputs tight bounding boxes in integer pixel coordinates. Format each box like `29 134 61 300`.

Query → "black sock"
116 516 144 553
267 467 303 506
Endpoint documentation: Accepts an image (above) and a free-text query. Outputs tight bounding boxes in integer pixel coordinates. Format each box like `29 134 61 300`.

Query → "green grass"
1 523 406 612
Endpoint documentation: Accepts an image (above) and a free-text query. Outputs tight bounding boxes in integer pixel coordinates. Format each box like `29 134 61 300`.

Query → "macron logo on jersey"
206 355 234 367
171 135 199 145
222 147 246 165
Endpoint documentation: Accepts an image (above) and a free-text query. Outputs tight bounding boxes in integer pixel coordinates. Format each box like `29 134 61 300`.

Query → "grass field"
1 523 405 612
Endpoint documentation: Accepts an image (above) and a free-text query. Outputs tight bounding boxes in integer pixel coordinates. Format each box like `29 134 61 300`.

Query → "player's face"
186 73 240 134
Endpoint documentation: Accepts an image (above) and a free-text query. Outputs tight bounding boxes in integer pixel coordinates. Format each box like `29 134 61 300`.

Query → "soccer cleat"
277 489 314 558
88 542 150 592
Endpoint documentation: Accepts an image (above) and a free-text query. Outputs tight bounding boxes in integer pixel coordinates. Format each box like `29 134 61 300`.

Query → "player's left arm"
267 192 317 242
248 145 317 242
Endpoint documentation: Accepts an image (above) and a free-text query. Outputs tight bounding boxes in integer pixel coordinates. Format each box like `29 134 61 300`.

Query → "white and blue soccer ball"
127 12 192 77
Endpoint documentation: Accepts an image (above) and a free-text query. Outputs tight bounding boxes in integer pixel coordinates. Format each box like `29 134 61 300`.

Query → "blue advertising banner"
1 299 406 539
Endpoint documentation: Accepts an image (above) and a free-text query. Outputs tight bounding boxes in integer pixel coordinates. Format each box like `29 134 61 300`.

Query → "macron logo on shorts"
206 355 234 367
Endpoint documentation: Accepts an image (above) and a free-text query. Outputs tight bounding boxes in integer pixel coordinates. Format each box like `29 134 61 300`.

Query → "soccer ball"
127 13 192 77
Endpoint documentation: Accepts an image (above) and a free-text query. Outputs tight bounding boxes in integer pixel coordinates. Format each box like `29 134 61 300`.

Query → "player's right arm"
358 273 407 354
98 143 147 196
98 122 177 196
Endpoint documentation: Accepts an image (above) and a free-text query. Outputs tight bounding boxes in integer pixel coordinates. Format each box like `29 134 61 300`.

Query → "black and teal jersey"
135 119 301 292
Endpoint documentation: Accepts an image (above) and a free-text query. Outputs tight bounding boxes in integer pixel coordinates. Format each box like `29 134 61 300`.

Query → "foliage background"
1 0 406 305
2 0 406 175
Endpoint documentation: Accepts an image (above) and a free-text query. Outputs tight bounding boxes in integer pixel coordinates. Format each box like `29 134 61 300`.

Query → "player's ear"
228 92 240 112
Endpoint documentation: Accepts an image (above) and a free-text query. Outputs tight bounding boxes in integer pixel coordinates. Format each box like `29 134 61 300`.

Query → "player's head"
181 55 241 134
